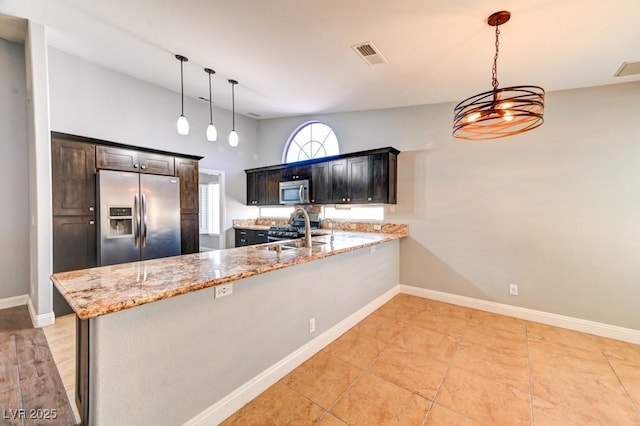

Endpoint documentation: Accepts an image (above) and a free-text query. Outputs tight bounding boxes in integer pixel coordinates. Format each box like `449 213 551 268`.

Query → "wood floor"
0 306 76 425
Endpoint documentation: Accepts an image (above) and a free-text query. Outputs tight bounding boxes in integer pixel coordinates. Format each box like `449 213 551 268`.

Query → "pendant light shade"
175 54 189 135
204 68 218 142
228 79 239 147
453 11 544 140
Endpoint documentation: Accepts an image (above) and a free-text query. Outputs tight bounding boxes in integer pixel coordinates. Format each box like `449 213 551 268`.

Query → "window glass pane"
284 122 339 164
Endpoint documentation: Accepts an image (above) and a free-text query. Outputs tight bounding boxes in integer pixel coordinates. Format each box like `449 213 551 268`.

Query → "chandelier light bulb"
177 114 189 135
229 129 239 147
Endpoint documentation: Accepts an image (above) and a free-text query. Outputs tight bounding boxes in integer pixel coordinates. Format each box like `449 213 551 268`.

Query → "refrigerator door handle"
141 192 148 248
133 193 140 248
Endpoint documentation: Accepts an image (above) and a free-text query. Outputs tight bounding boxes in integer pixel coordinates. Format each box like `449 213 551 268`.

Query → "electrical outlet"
215 283 233 298
309 318 316 334
509 284 518 296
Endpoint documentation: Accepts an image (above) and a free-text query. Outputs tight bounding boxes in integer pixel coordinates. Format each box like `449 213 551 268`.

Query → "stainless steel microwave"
279 180 310 204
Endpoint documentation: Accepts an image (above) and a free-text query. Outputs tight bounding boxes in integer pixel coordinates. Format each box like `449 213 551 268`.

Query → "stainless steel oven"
279 179 310 204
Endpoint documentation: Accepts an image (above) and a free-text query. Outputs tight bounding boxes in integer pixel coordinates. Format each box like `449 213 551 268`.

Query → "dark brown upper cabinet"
245 147 399 206
96 146 175 176
175 157 199 215
52 138 96 216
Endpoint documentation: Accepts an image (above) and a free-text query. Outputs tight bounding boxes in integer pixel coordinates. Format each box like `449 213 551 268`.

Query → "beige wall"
257 81 640 330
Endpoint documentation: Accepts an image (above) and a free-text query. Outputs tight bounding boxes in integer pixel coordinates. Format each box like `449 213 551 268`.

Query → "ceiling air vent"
614 61 640 77
351 41 388 66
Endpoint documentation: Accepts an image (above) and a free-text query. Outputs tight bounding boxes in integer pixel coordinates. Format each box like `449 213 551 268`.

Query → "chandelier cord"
492 22 501 91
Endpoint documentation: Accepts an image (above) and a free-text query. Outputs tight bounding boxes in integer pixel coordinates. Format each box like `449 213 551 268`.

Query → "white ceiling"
2 0 640 119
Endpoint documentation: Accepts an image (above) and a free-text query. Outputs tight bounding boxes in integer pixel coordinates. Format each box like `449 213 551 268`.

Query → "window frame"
282 120 340 164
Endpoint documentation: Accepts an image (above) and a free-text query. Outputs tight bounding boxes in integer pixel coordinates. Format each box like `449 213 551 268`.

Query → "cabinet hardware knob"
141 165 147 170
133 164 139 168
368 197 372 201
347 198 351 202
89 220 95 225
88 207 94 212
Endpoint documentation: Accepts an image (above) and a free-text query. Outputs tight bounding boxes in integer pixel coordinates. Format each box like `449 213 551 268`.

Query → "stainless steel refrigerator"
97 170 181 266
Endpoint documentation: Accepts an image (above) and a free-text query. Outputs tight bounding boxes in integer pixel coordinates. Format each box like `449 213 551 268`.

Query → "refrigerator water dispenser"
107 206 133 238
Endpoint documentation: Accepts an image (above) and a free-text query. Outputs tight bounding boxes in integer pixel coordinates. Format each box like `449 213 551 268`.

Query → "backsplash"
233 218 408 237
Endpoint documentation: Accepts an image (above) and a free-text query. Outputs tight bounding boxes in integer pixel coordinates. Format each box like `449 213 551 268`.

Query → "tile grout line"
525 321 536 426
601 351 640 418
420 314 471 426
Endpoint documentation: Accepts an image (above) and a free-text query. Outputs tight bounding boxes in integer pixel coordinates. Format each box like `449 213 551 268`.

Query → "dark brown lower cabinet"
53 216 97 315
235 228 268 247
181 214 200 254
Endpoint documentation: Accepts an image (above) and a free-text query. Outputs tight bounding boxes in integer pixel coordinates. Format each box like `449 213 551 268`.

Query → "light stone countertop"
51 231 406 320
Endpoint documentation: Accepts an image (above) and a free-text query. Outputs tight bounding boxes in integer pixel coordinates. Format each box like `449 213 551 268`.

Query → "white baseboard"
400 285 640 345
27 298 55 328
185 285 400 426
0 294 29 310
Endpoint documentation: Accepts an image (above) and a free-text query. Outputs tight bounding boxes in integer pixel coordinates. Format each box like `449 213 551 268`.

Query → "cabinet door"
175 157 199 215
246 171 267 205
53 216 97 273
368 153 397 203
347 156 369 203
140 152 175 175
52 139 96 216
311 162 330 204
329 159 348 203
282 165 310 180
96 145 140 172
180 213 199 254
266 169 282 205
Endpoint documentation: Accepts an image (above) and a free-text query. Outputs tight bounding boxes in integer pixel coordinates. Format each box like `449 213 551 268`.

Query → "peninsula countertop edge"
51 230 407 320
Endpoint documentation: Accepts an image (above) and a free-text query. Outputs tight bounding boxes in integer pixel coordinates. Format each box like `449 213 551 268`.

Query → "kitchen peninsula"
51 226 407 425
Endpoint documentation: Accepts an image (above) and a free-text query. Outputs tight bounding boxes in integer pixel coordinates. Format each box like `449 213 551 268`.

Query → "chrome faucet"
294 207 312 249
323 218 335 243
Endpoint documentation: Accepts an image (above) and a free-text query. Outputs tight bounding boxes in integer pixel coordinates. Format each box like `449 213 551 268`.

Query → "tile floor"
222 294 640 425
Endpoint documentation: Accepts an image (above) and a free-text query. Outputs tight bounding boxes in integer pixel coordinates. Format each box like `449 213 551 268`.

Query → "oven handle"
298 184 303 203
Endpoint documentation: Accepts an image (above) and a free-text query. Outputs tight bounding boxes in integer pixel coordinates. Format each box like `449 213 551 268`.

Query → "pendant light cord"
208 73 213 122
232 83 236 130
180 59 185 115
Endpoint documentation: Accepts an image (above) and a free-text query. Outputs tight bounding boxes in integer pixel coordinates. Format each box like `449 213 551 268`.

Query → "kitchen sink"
260 238 328 251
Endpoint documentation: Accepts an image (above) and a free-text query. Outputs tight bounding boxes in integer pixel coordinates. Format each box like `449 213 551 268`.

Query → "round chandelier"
453 11 545 140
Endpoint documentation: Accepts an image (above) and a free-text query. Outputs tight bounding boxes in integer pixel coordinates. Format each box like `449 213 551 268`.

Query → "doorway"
198 168 226 251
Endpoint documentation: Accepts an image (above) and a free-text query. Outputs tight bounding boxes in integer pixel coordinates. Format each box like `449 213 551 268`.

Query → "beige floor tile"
599 337 640 364
373 300 424 324
317 413 348 426
424 300 474 320
528 339 612 376
435 366 531 425
221 382 325 426
395 325 459 364
425 403 483 425
331 373 430 426
531 361 639 424
387 294 432 312
450 341 530 392
461 321 527 351
351 312 406 344
370 344 449 400
608 357 640 409
281 351 362 410
469 310 527 335
411 310 468 336
532 396 625 426
527 321 602 353
323 329 387 369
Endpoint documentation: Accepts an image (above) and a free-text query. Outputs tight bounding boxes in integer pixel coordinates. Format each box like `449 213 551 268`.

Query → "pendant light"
175 54 189 135
453 11 544 140
228 79 239 147
204 68 218 142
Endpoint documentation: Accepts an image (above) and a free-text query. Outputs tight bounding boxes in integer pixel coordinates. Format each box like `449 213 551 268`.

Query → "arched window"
283 121 339 163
